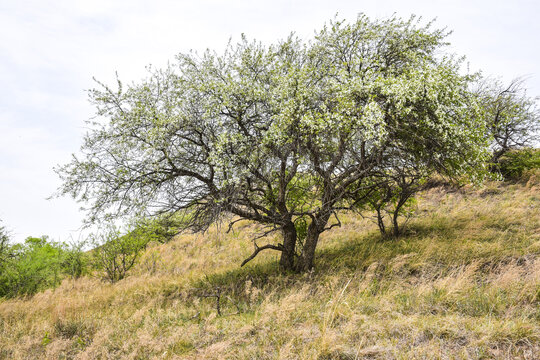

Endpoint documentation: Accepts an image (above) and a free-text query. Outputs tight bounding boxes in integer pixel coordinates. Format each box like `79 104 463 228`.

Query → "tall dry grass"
0 176 539 359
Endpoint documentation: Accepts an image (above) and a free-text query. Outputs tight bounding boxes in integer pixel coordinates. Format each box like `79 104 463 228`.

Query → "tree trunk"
296 225 320 272
279 222 297 271
296 212 331 272
392 211 400 237
492 147 508 164
392 194 410 238
376 207 386 236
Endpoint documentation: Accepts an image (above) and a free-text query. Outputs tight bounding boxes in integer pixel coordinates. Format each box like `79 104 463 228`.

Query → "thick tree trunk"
279 222 297 271
296 225 320 272
296 212 331 272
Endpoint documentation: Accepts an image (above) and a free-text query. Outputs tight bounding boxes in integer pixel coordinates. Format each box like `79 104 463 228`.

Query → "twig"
226 218 245 233
323 211 342 231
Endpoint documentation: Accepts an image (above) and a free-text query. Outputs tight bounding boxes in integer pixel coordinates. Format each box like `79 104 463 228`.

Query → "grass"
0 175 539 359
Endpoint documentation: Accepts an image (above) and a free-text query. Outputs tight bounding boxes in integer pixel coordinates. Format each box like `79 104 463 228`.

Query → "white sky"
1 0 539 243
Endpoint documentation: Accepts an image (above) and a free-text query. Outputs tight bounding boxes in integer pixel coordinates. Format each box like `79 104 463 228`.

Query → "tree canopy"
57 15 490 271
476 77 540 162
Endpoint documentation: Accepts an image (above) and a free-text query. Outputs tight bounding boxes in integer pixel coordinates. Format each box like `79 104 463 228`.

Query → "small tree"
365 76 540 234
363 163 427 238
476 77 540 162
57 15 489 272
90 226 147 283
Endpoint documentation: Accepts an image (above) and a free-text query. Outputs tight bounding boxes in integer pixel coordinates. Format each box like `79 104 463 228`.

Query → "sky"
0 0 539 243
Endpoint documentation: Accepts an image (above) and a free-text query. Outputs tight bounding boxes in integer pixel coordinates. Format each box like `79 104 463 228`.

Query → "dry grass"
0 177 539 359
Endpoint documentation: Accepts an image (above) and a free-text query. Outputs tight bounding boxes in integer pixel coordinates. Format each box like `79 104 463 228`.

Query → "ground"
0 174 539 359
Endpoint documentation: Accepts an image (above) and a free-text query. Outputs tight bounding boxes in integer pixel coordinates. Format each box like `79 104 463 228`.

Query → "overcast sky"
1 0 539 243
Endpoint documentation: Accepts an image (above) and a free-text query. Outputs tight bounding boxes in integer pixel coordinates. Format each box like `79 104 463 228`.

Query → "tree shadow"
188 214 462 298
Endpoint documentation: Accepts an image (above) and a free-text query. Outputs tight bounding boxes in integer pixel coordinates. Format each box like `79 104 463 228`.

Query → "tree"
362 155 428 238
56 15 489 272
476 77 540 162
356 76 540 236
90 225 148 283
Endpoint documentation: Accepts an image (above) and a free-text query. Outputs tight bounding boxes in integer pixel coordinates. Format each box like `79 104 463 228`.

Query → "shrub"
0 220 11 270
60 240 89 279
129 214 182 245
0 230 89 298
0 236 64 297
90 225 148 283
496 148 540 180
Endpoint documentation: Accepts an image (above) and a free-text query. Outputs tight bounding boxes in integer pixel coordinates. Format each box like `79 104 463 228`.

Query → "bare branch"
241 243 283 267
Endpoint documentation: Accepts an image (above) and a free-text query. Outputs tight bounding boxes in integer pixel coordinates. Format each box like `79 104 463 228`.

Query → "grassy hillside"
1 175 539 359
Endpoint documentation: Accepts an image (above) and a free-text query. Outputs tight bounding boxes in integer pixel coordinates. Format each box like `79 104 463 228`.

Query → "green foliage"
0 221 10 267
61 240 89 279
0 222 89 298
496 148 540 180
0 236 64 297
0 221 13 295
90 225 148 283
129 214 183 244
41 331 52 346
0 216 165 297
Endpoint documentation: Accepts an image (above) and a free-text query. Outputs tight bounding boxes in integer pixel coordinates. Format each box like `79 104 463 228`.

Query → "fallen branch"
200 288 222 316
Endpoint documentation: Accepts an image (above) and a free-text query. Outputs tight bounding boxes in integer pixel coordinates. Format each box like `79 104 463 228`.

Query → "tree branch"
241 242 283 267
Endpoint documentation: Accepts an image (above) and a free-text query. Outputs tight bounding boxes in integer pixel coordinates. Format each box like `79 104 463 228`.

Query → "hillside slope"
0 177 539 359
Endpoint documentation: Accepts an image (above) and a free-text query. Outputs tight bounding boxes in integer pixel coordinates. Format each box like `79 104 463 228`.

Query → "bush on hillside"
0 236 64 297
0 221 10 265
60 240 89 279
0 227 89 298
129 214 183 245
496 148 540 180
90 226 148 283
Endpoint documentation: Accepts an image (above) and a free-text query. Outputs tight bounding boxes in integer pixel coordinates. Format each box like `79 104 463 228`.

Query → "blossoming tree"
56 15 489 271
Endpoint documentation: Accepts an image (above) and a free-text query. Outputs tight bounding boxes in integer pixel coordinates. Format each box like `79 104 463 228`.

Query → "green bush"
130 214 184 244
496 148 540 180
0 227 89 298
0 236 63 297
0 216 163 297
61 240 89 279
